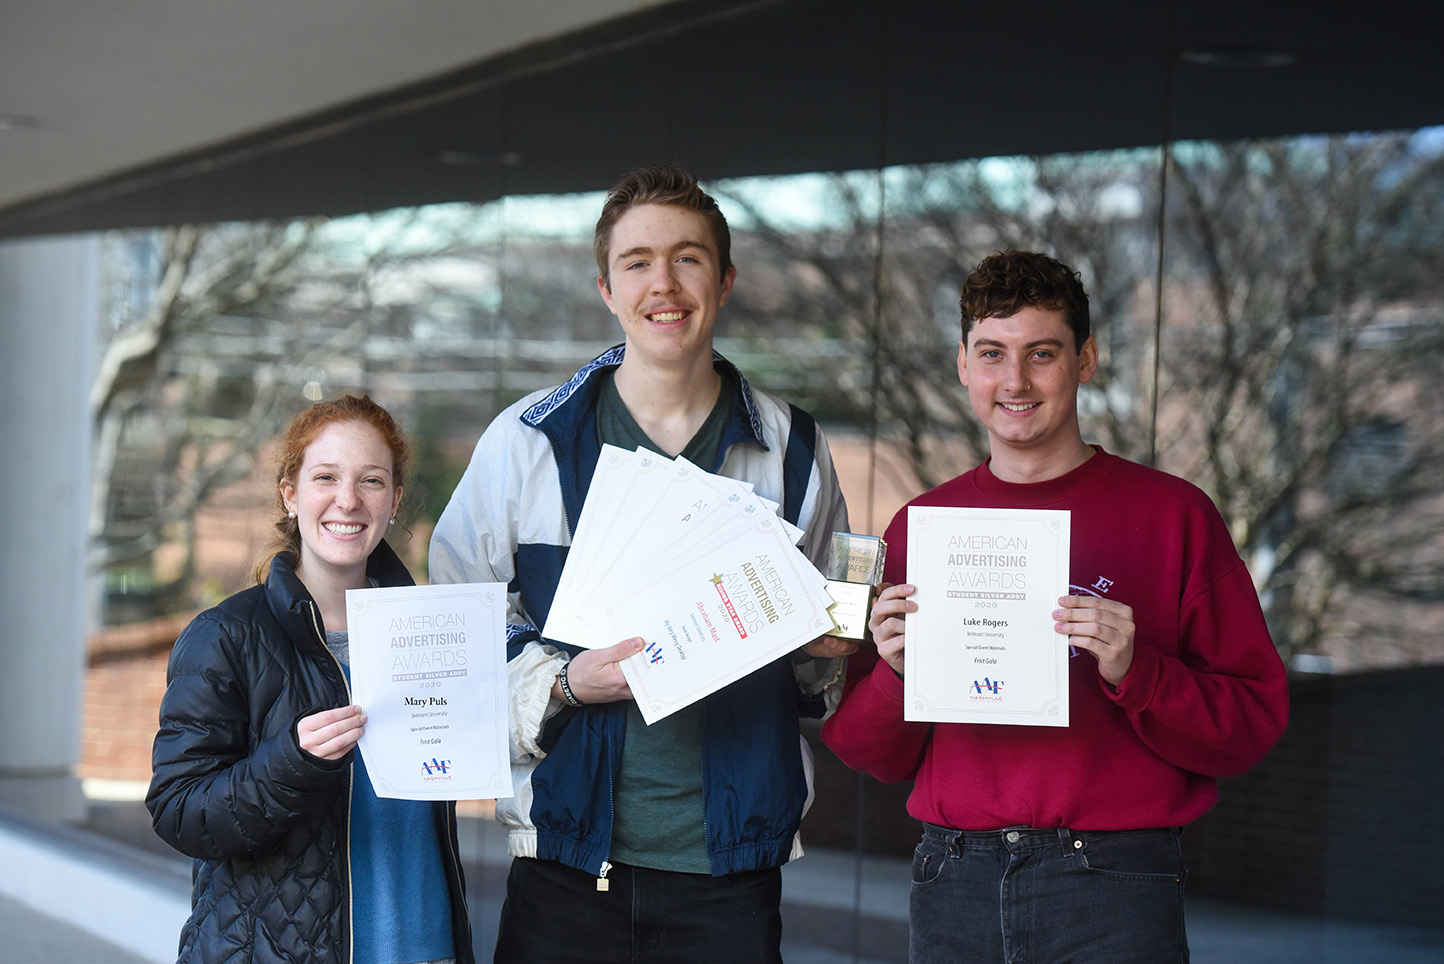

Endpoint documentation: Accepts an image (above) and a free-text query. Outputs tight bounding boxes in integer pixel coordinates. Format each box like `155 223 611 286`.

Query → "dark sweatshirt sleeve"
146 611 345 861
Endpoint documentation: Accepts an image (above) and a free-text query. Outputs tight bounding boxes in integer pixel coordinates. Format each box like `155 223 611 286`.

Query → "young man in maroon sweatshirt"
821 249 1289 964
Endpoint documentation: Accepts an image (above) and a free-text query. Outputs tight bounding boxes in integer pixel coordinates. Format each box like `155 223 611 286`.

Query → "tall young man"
430 165 852 963
821 249 1289 963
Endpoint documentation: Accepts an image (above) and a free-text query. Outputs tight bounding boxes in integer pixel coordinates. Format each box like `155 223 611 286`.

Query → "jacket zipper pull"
597 861 611 892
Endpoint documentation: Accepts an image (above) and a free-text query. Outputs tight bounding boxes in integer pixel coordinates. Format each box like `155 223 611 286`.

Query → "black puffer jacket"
146 544 475 964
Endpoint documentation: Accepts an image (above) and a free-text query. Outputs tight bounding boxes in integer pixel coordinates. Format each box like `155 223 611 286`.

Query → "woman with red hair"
148 395 474 964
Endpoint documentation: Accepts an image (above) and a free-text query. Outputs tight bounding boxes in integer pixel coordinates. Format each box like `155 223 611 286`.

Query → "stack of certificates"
543 445 839 723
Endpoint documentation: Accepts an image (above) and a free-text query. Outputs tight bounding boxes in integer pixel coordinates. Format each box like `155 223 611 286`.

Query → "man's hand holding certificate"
543 445 837 724
904 506 1071 726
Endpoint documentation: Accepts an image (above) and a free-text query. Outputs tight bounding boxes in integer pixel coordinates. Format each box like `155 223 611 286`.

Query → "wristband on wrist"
557 662 583 707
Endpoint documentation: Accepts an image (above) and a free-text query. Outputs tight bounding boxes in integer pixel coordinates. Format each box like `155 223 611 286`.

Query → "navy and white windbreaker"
429 345 850 877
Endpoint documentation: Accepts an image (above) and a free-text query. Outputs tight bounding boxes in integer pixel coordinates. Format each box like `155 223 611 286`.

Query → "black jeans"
493 856 783 964
909 823 1188 964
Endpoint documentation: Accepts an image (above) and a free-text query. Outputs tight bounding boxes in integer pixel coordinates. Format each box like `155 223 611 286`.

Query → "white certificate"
545 447 739 645
346 583 513 799
602 513 835 724
904 506 1071 726
542 445 835 724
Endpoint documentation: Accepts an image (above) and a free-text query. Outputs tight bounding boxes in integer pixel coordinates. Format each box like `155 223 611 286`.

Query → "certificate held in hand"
346 582 513 800
542 445 837 724
904 506 1071 726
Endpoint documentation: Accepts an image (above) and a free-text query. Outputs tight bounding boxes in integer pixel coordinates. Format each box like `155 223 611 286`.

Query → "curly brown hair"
960 249 1091 351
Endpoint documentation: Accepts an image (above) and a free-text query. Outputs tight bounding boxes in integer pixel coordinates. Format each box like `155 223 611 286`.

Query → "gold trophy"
823 532 887 639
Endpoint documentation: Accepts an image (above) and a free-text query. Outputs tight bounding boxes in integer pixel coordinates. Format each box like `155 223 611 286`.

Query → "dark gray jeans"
908 823 1188 964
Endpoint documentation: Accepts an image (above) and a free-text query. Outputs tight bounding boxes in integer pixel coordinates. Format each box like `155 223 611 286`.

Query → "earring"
389 517 396 525
287 510 296 519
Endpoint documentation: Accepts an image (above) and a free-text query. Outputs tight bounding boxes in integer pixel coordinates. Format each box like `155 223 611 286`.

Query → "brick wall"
81 616 192 782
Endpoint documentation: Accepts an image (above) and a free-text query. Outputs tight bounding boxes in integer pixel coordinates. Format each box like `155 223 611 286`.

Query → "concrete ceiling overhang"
3 0 1443 239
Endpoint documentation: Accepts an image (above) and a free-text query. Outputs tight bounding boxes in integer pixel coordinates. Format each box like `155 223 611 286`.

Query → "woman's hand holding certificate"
346 582 513 799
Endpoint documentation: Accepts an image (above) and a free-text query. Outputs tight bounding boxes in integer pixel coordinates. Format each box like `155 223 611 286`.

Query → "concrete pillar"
0 234 101 821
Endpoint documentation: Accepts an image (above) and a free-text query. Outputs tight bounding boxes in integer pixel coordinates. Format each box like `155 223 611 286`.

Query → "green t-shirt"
595 368 734 873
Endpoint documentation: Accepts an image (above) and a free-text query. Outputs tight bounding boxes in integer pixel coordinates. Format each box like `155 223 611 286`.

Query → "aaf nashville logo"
421 757 452 780
969 677 1004 701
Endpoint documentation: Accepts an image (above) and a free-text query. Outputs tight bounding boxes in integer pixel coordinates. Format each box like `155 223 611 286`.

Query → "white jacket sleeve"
429 407 570 759
792 421 852 713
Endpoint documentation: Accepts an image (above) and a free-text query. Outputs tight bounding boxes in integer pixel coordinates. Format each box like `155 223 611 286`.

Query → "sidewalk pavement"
3 782 1442 964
